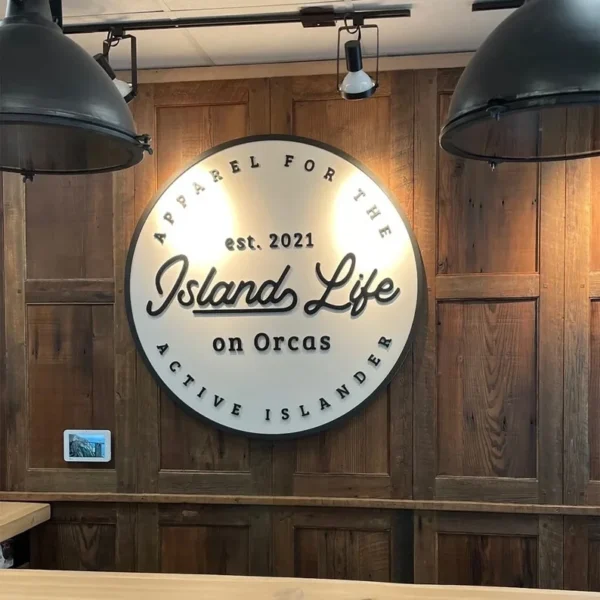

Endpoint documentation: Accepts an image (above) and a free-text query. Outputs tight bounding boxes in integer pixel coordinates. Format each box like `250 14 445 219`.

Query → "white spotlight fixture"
94 29 138 104
337 21 379 100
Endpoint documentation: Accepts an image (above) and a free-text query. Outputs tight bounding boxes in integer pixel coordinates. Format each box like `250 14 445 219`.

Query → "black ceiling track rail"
62 6 411 35
472 0 525 11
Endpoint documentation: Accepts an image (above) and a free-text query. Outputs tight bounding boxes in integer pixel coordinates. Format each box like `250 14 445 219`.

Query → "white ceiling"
0 0 516 68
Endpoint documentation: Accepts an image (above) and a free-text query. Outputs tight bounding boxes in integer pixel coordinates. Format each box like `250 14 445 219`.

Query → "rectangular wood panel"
160 391 250 472
156 104 247 186
31 522 117 571
437 301 537 479
25 174 113 280
437 95 538 275
27 305 115 469
437 533 538 587
295 388 388 475
160 525 250 574
294 528 390 581
293 96 390 182
273 508 410 582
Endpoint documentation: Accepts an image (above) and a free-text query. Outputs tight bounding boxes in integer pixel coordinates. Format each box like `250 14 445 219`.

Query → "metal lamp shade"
0 0 148 176
440 0 600 163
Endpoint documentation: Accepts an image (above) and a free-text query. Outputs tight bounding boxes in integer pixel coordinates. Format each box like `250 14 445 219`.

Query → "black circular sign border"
125 134 426 440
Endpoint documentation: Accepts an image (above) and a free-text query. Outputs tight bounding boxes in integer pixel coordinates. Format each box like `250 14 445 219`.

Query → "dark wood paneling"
437 533 538 587
412 70 438 500
29 504 134 572
31 522 117 571
295 388 388 475
27 304 115 469
437 301 537 479
161 525 249 574
156 103 248 186
160 391 250 472
25 174 113 280
564 108 593 505
437 95 538 275
565 517 600 590
273 508 411 582
415 511 562 588
294 528 390 581
154 505 270 575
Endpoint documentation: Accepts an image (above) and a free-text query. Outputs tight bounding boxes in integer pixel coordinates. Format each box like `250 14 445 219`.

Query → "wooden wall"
1 67 599 588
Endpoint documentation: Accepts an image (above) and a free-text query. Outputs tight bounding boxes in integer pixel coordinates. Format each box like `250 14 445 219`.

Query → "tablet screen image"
63 430 111 463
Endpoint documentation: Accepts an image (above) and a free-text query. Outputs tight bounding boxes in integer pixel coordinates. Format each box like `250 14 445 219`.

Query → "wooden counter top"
0 572 599 600
0 502 50 543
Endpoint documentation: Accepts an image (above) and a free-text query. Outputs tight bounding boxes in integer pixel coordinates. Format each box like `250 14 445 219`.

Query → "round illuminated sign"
126 135 424 438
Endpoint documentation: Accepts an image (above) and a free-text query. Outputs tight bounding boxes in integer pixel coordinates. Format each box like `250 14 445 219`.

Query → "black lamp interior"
440 0 600 163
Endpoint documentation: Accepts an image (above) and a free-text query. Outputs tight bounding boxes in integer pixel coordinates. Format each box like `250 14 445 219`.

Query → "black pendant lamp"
440 0 600 164
0 0 151 178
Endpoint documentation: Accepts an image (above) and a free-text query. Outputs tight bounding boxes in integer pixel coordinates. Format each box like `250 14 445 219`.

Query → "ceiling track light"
62 6 411 35
336 20 379 101
94 28 138 104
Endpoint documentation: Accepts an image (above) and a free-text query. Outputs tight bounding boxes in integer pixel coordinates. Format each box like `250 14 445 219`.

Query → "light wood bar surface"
0 502 50 543
1 572 599 600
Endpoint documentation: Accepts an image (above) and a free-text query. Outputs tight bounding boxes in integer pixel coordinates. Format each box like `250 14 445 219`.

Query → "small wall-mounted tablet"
63 430 111 463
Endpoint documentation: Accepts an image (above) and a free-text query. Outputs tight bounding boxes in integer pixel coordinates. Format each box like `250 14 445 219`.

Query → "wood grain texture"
157 505 271 576
564 107 593 505
294 390 389 476
437 94 538 275
564 516 589 591
161 525 250 575
30 522 117 571
160 391 250 472
272 508 405 581
113 167 137 494
25 174 113 280
538 111 567 505
389 70 415 499
412 70 438 500
436 274 540 300
156 103 247 185
437 302 537 480
413 511 437 584
25 280 115 304
538 516 563 589
3 174 27 490
294 528 390 581
0 501 50 542
131 84 161 495
437 533 538 587
435 477 538 504
27 305 115 471
6 570 600 600
590 273 600 298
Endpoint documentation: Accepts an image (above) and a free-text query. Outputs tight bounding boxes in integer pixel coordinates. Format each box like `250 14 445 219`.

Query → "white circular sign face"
126 136 424 438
